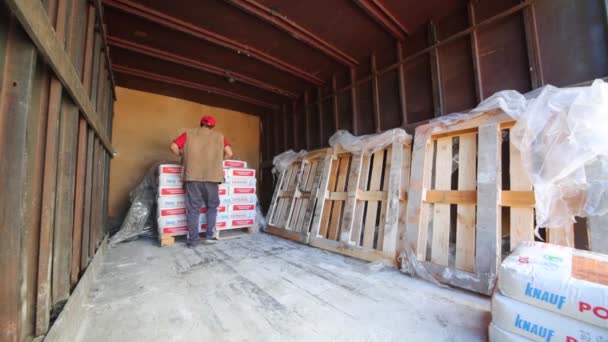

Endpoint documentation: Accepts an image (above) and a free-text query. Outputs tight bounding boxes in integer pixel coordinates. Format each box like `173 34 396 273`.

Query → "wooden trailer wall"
0 0 115 340
260 0 608 210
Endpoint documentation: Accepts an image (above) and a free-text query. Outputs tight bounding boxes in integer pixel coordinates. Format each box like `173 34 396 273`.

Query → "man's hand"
170 142 182 156
224 145 234 159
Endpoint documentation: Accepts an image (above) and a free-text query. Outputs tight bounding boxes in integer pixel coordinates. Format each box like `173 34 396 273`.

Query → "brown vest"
182 127 224 182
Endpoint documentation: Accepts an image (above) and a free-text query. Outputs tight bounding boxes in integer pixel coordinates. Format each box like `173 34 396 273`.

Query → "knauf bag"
492 293 608 342
497 241 608 329
489 322 531 342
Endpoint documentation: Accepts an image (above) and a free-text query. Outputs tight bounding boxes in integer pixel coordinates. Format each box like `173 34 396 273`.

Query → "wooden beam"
468 1 483 101
371 53 381 132
500 191 535 208
304 91 311 149
396 41 407 126
112 64 278 109
103 0 324 85
424 190 477 205
428 21 443 117
353 0 408 41
332 75 339 131
5 0 115 155
350 68 359 135
107 36 297 98
521 1 544 88
93 0 117 99
317 87 324 146
223 0 358 66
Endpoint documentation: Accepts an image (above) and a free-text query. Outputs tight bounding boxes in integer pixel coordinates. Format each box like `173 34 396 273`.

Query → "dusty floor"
74 233 490 342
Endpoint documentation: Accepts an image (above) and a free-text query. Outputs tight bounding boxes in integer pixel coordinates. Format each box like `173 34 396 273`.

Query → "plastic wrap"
509 79 608 228
255 199 267 232
328 128 412 155
399 243 449 289
109 164 160 247
272 149 308 175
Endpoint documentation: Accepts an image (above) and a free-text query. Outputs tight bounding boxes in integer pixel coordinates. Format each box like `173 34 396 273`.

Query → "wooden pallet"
405 110 592 295
308 142 411 264
266 149 328 243
159 227 254 247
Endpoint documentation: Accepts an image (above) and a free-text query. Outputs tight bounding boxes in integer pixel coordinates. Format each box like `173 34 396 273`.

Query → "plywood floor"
72 233 490 342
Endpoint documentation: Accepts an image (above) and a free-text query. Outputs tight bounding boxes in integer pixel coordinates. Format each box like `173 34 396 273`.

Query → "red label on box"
232 187 255 194
231 219 255 226
160 208 186 216
223 160 247 168
201 206 227 214
162 227 188 234
161 188 185 195
232 169 255 177
161 166 182 174
218 188 228 196
232 204 255 211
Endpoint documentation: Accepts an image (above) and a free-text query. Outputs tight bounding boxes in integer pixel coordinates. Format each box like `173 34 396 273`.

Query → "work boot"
187 239 201 248
202 238 217 245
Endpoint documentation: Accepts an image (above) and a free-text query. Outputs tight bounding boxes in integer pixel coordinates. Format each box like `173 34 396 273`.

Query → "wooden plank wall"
0 0 115 340
260 0 608 210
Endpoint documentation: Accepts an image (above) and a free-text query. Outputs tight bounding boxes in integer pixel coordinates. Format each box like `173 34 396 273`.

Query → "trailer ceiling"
102 0 464 115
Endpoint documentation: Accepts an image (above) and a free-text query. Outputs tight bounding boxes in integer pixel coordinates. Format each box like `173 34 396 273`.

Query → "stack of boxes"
490 241 608 341
156 160 257 238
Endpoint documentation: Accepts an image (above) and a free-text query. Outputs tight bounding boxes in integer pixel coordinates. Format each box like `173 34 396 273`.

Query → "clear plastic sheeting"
505 80 608 228
255 202 267 232
272 149 308 175
399 243 449 289
329 128 412 155
109 164 160 247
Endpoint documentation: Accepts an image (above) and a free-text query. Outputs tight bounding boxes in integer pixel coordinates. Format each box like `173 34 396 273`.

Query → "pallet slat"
431 137 452 266
455 134 476 273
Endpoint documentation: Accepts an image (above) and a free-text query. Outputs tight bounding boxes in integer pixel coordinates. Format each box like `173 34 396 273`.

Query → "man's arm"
224 145 233 159
170 142 182 156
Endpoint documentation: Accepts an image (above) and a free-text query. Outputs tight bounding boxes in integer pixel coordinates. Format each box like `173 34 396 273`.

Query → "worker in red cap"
170 115 233 247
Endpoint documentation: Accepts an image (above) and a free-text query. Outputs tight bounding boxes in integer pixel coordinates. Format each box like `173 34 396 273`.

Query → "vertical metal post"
371 53 381 132
292 100 298 149
521 0 544 89
282 103 289 150
317 87 324 146
428 21 443 117
332 75 339 132
350 68 359 135
396 41 408 127
468 1 484 101
304 91 311 149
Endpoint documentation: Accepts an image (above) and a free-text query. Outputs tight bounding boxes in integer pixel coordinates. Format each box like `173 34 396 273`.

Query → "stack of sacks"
223 160 257 229
156 160 256 238
490 241 608 342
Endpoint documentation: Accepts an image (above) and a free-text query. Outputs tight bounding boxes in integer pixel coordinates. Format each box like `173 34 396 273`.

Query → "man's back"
182 127 224 183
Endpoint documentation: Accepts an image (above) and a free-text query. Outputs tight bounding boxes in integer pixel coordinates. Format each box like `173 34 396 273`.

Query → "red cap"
200 115 216 127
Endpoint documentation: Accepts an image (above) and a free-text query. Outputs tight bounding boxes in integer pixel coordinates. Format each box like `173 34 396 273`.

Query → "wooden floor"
69 233 490 342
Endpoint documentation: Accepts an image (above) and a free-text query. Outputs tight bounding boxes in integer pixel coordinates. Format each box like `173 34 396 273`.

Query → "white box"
201 205 228 214
159 187 185 196
229 186 256 196
159 173 183 188
199 213 229 224
223 160 247 169
489 322 531 342
225 176 257 186
229 194 257 204
498 241 608 328
228 218 255 228
157 195 186 209
158 207 186 217
229 203 256 212
157 215 187 228
492 293 608 342
218 184 229 196
229 210 256 220
226 168 256 178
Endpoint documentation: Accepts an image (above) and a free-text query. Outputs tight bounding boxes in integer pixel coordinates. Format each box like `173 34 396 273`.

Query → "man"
170 115 233 247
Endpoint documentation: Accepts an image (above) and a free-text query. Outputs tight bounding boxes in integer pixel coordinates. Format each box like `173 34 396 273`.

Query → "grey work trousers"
184 181 220 241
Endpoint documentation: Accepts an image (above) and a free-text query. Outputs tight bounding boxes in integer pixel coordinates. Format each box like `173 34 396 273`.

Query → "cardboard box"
158 208 186 217
228 218 255 228
223 160 247 169
229 194 257 204
498 241 608 329
159 187 185 196
157 195 186 209
159 173 183 188
218 184 229 196
201 205 228 214
229 203 256 212
229 186 256 195
225 176 257 186
229 210 256 220
492 292 608 342
489 322 530 342
157 215 187 228
226 168 256 178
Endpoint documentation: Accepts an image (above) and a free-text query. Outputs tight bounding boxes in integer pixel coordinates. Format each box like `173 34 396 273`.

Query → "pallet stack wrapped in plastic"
156 160 256 239
490 241 608 342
